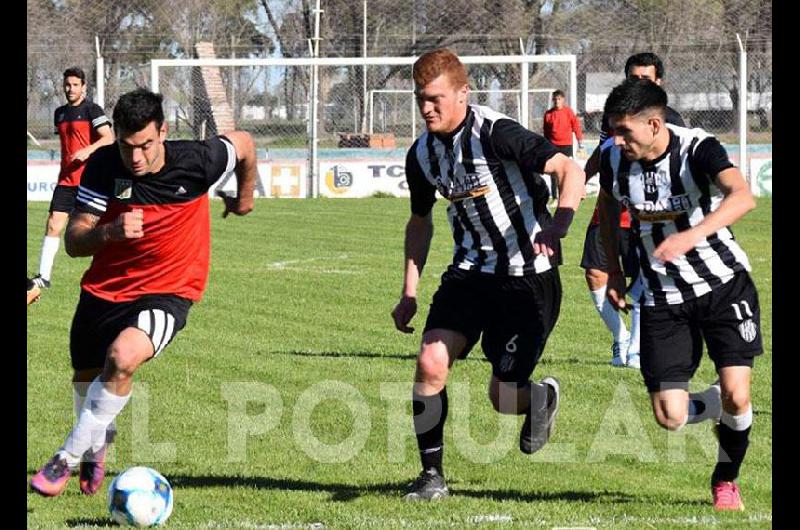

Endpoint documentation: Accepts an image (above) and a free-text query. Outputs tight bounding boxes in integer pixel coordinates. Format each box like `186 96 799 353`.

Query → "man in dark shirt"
31 88 257 498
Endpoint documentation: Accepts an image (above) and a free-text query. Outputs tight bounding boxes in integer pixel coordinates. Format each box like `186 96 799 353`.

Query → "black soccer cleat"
520 376 560 454
403 468 449 501
31 274 51 289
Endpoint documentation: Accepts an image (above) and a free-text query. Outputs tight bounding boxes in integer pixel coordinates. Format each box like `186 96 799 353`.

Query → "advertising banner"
318 159 409 198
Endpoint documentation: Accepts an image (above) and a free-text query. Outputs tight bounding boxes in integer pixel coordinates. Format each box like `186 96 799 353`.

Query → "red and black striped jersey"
74 136 237 303
54 99 111 186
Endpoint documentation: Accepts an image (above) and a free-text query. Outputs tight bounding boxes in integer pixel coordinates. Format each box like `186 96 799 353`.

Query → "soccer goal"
150 54 576 198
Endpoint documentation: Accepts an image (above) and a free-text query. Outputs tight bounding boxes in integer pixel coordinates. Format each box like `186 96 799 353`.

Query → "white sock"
720 405 753 431
628 301 641 355
73 386 85 420
74 384 115 451
590 286 628 341
38 236 60 281
61 377 130 463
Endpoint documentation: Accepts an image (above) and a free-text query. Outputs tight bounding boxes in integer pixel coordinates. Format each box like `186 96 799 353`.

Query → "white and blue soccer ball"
107 466 174 527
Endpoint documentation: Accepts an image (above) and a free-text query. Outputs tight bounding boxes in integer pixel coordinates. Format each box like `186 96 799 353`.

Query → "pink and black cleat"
30 455 72 497
712 480 745 511
79 445 108 495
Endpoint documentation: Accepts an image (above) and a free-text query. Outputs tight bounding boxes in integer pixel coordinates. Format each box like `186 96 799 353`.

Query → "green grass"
27 197 772 529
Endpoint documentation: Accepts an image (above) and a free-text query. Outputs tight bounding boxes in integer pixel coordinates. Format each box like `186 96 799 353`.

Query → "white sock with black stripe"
60 377 130 466
75 382 116 455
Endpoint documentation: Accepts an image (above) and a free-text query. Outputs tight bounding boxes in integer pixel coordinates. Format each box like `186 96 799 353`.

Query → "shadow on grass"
65 518 116 528
165 474 644 505
278 350 487 363
454 488 711 506
278 349 417 361
277 350 616 369
32 471 706 507
169 474 406 501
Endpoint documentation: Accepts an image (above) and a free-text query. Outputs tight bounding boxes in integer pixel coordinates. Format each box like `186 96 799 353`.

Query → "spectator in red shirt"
543 89 583 158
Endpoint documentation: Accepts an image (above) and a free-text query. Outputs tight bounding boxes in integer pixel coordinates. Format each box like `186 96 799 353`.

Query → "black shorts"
423 266 562 385
640 272 763 393
49 184 79 213
552 144 573 158
70 290 193 371
580 223 639 278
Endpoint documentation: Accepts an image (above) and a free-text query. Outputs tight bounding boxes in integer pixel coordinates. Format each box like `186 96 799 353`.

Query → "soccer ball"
107 467 174 527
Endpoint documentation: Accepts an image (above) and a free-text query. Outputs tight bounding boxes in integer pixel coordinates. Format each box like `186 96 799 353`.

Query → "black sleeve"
88 103 111 131
490 118 559 175
406 141 436 216
599 113 611 142
74 146 115 216
202 136 237 188
665 106 686 127
689 136 734 185
599 148 614 195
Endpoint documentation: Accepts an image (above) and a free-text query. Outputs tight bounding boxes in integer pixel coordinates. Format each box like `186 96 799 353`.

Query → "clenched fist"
108 208 144 241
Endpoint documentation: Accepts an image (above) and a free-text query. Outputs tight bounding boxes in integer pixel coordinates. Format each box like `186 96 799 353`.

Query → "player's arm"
583 142 602 179
391 144 435 333
392 212 433 334
584 113 613 179
65 209 144 257
491 119 585 256
597 187 626 311
653 138 756 263
217 131 256 217
537 152 585 256
71 123 115 163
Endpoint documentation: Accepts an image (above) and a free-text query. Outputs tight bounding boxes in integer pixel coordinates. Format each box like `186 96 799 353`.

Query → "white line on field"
198 522 324 529
469 514 512 523
266 254 349 270
280 267 359 275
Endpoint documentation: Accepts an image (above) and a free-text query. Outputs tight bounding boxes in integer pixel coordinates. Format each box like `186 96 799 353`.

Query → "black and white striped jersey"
600 124 752 306
406 104 559 276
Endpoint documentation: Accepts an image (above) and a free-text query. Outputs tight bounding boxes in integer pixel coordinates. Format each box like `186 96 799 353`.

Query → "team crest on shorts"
115 179 133 199
499 354 516 373
738 319 758 343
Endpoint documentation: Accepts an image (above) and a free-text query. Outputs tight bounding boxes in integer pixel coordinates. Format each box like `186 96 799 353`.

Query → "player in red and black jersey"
30 88 257 498
32 67 115 290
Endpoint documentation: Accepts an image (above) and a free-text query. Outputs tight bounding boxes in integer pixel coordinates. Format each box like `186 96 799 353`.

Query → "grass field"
27 197 772 529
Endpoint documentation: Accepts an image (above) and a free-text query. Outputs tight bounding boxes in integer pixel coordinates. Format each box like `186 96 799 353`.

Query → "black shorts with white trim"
639 271 762 393
69 290 192 370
